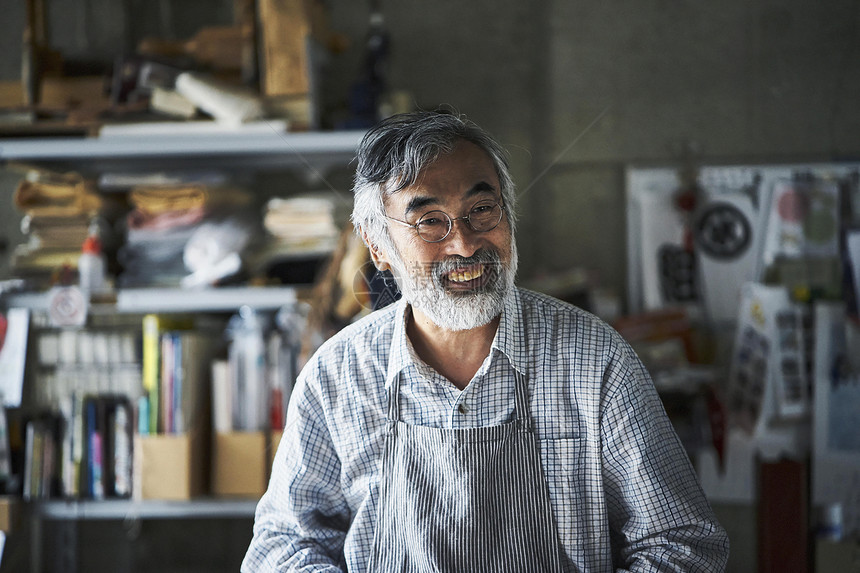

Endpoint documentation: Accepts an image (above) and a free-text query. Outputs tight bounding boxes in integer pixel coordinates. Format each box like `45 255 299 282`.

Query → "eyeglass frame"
383 197 506 243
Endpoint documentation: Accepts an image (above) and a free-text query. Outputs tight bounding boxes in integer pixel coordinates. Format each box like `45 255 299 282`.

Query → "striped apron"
367 370 563 572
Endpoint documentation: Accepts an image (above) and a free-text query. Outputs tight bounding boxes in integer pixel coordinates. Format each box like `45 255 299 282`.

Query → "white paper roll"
175 72 264 124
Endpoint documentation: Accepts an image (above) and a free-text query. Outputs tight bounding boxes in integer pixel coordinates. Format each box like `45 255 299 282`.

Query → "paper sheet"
0 308 29 407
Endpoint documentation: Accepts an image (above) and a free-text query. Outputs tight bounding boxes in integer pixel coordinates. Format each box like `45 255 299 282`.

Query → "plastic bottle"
78 234 107 295
228 306 267 431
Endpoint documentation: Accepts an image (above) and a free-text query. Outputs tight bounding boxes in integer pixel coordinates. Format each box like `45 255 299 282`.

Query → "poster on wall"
761 178 841 269
726 283 810 434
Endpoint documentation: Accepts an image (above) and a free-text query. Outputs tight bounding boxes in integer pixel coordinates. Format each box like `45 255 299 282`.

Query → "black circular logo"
695 202 752 260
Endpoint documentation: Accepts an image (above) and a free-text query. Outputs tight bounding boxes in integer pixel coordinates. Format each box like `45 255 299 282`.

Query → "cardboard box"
134 431 207 500
258 0 312 97
40 76 110 110
0 81 24 107
0 497 18 533
212 431 267 498
269 430 283 471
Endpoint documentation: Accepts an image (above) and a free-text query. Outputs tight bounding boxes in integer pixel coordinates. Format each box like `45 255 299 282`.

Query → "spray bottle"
78 227 107 296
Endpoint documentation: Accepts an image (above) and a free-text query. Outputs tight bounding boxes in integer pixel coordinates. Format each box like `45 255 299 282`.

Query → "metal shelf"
4 286 301 314
0 125 365 176
116 286 299 313
35 498 258 521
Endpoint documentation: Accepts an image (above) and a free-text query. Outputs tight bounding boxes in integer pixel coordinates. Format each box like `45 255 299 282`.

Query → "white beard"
387 241 518 331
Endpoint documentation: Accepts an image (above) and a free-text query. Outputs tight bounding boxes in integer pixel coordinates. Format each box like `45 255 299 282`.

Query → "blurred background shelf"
0 126 365 176
35 498 258 521
3 286 300 314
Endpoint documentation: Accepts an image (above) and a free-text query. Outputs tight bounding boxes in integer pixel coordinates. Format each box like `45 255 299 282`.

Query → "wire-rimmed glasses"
385 199 505 243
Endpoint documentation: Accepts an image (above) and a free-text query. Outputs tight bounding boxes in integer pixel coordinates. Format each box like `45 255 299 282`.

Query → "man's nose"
443 217 481 257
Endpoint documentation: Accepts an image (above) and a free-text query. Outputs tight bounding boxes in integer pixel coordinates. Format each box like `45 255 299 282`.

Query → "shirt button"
458 404 467 414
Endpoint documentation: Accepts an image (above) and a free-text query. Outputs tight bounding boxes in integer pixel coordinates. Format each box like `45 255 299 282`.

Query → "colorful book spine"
173 334 183 434
160 333 174 434
142 315 161 435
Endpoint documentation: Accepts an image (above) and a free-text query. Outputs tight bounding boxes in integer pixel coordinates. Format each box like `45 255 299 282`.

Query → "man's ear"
360 228 392 272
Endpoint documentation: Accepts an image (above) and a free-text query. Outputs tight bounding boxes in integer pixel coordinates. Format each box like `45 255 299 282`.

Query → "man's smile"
440 262 494 291
446 264 485 283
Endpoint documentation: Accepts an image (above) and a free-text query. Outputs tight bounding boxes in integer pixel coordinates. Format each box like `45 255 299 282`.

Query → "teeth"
448 266 484 283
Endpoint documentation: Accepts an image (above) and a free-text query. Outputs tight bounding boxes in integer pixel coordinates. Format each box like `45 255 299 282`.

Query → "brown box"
269 430 283 471
258 0 332 98
40 76 110 110
0 497 18 533
134 431 207 500
212 431 267 498
0 81 24 107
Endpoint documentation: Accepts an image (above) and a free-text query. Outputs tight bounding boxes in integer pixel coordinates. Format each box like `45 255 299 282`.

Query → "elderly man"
243 111 729 572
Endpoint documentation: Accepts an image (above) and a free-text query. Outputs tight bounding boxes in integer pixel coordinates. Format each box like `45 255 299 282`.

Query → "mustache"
432 249 503 277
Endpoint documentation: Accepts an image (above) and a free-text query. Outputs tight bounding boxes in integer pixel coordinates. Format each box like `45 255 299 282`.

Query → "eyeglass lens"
415 200 502 242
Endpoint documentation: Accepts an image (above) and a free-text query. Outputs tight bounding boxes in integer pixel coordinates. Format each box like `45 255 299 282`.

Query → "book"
84 397 104 499
160 333 175 434
22 422 36 500
22 416 60 500
79 395 133 499
211 359 232 433
59 394 77 497
142 315 192 434
111 400 132 498
176 332 215 434
103 396 132 498
142 315 161 435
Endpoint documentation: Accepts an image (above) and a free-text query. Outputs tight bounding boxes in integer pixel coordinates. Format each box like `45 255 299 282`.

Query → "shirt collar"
491 287 528 375
384 287 527 390
385 297 413 390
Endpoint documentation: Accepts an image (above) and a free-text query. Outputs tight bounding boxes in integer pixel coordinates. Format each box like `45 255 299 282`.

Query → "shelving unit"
0 124 362 573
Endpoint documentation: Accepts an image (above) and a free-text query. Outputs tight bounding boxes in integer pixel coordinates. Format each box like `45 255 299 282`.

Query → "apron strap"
512 369 533 433
387 373 401 428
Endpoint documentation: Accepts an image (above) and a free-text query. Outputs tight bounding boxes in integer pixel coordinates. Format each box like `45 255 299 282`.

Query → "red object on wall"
758 459 809 573
0 313 7 352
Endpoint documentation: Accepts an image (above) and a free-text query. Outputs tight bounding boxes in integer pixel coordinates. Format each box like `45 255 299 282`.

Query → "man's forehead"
383 144 498 202
384 180 498 215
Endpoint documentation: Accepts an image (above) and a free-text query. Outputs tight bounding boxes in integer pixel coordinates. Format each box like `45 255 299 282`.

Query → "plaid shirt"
244 288 729 572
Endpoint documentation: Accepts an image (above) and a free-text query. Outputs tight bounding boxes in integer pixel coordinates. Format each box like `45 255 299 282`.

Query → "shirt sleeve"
242 364 350 573
600 344 730 572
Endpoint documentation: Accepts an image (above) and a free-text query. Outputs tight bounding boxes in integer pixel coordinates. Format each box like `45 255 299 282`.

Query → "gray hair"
350 110 517 253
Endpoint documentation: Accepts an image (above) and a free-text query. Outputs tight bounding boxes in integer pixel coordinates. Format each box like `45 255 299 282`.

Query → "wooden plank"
258 0 311 97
